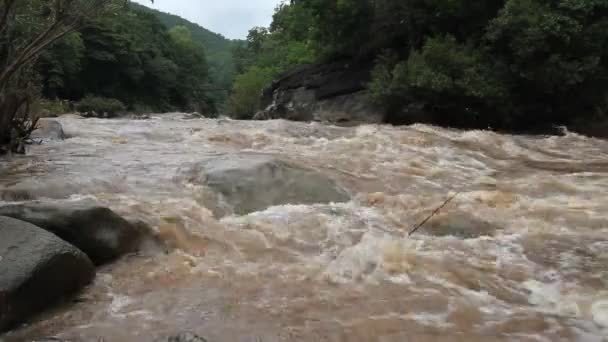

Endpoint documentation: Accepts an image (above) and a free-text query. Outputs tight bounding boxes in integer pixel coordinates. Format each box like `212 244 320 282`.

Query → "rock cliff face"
255 60 383 125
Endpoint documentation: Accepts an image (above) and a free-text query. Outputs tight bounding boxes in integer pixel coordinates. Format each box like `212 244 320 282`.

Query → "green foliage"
0 0 133 152
227 67 278 119
370 36 508 124
228 2 318 117
240 0 607 129
168 26 212 112
483 0 608 124
36 5 213 114
37 33 85 99
75 95 126 117
129 2 242 109
33 99 71 117
365 0 608 128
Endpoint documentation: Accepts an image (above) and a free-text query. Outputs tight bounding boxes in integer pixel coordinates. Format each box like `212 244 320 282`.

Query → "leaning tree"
0 0 152 153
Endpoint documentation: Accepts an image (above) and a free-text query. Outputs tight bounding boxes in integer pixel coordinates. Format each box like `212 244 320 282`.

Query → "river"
1 113 607 341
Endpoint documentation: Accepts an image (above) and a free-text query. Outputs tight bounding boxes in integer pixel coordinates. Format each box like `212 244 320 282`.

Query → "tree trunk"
0 93 19 146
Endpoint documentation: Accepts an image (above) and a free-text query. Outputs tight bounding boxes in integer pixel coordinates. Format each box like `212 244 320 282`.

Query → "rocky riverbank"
0 200 149 331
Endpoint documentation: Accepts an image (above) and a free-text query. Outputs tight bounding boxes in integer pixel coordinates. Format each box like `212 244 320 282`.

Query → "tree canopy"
129 2 241 111
227 2 318 118
229 0 608 130
1 0 132 152
36 4 213 113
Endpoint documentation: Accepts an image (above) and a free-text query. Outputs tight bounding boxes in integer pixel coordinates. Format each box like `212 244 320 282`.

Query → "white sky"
132 0 282 40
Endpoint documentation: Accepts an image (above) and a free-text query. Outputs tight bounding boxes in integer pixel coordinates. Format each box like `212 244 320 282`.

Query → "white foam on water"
109 294 133 317
591 300 608 328
5 115 608 341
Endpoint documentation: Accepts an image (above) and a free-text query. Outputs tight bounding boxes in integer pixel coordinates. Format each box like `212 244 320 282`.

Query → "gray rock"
31 120 65 141
255 60 383 125
0 201 147 265
0 216 95 332
180 154 350 215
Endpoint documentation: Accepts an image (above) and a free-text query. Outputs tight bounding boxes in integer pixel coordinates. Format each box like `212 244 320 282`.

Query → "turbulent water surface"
1 114 608 341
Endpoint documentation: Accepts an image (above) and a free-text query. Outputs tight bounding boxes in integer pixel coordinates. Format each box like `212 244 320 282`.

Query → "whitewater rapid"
2 113 607 341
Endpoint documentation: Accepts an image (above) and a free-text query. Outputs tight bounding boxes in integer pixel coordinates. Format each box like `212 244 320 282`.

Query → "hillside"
129 2 243 108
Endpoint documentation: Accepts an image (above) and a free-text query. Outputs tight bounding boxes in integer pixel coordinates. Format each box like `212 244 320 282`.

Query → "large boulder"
255 60 383 125
0 201 146 265
30 120 65 141
179 154 350 215
0 216 95 332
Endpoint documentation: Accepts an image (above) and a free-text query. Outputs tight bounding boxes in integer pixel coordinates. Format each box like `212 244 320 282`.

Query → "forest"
37 2 240 114
0 0 244 152
0 0 240 154
1 0 607 153
229 0 608 130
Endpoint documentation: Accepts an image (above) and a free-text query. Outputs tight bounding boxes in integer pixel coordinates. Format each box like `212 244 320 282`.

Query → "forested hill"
129 2 243 108
129 3 235 56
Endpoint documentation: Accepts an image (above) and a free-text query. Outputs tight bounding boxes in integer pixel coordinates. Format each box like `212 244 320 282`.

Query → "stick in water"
408 191 461 236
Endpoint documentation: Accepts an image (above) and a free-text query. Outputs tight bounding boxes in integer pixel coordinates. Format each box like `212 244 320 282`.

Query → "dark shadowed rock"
420 212 501 239
569 119 608 139
179 154 350 216
0 216 95 332
255 60 383 125
0 201 147 265
30 120 65 141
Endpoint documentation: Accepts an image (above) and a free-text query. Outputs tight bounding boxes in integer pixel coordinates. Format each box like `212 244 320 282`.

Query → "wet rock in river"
0 201 148 265
256 59 383 125
420 212 500 239
182 112 205 120
0 216 95 332
30 120 65 141
180 153 350 215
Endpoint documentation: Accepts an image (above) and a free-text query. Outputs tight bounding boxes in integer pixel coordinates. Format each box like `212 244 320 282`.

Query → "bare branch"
408 191 461 236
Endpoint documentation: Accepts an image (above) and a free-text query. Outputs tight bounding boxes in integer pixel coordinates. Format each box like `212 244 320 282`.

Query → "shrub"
33 99 71 117
226 66 278 119
75 96 126 117
370 36 509 127
131 103 155 114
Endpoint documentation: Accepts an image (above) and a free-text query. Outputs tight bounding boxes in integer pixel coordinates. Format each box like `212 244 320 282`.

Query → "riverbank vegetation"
229 0 608 130
0 0 120 153
0 0 234 153
2 0 607 153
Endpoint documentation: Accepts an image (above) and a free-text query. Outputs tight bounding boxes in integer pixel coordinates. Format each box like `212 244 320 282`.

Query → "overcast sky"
132 0 282 40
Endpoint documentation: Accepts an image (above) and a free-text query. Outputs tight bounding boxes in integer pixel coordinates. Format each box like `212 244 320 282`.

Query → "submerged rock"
162 332 208 342
0 216 95 332
180 153 350 215
0 201 147 265
420 212 500 239
30 120 65 141
182 112 205 120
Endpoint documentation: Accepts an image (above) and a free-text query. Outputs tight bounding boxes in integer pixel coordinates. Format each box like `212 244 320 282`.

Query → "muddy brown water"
1 114 607 341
